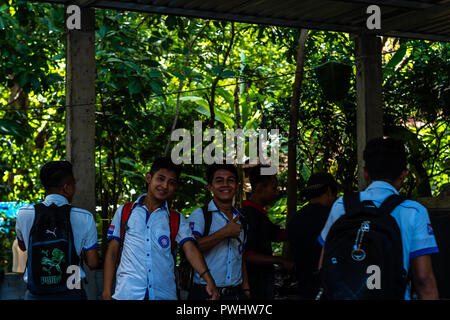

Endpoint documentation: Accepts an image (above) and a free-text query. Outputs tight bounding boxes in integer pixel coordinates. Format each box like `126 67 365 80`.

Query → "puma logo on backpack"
45 228 57 237
319 193 408 300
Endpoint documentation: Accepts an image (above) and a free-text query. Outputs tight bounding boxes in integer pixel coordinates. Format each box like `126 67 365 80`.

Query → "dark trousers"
248 272 274 300
188 284 249 301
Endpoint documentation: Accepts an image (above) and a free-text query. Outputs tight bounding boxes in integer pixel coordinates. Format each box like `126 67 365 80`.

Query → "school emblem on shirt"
189 222 195 231
158 235 170 248
107 225 115 235
427 224 434 235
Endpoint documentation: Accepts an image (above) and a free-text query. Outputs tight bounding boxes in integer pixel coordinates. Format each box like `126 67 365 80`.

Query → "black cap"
300 172 337 200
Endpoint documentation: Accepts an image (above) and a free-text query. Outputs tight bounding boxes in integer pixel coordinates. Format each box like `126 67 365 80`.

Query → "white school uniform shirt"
15 194 99 282
318 181 439 299
107 194 195 300
187 200 245 287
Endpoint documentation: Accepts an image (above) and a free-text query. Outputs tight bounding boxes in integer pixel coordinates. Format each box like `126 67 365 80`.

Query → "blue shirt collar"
207 199 241 217
135 194 168 213
365 180 399 195
42 194 69 206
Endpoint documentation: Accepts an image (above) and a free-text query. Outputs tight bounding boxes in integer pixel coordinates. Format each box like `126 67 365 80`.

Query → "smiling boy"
102 157 219 300
187 164 250 300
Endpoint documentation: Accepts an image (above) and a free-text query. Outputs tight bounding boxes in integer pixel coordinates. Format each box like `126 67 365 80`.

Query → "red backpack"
119 202 180 256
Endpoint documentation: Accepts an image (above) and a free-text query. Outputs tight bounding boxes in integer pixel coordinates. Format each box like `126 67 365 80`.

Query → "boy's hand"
206 282 220 300
102 291 113 300
224 216 242 239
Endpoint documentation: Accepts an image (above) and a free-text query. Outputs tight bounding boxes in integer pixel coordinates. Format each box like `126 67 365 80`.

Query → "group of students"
15 136 440 300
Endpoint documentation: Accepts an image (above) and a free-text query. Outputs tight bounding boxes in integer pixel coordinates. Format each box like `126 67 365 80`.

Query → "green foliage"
0 211 16 271
383 40 450 197
1 1 449 263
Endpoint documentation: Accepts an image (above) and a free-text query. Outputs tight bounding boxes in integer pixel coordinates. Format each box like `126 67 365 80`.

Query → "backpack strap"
169 209 180 255
201 205 213 237
343 192 405 217
120 202 134 245
343 192 362 216
378 194 406 216
239 212 248 244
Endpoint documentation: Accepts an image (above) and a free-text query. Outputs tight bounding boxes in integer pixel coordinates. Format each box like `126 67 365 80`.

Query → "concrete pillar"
65 6 97 299
354 35 383 190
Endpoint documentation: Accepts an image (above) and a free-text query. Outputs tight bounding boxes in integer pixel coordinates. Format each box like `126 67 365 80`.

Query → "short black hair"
40 161 74 192
301 172 337 201
248 165 275 191
149 157 182 180
363 137 407 181
206 163 239 184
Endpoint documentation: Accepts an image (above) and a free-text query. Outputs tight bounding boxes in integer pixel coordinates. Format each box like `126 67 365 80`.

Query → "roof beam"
335 0 432 10
30 0 450 41
383 1 450 31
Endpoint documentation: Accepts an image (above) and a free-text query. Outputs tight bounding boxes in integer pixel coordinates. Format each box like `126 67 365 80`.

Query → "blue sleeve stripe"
410 247 439 259
83 243 99 251
318 234 325 247
178 237 196 247
192 231 202 238
107 236 121 243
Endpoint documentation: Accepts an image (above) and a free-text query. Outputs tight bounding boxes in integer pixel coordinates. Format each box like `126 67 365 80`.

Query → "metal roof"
35 0 450 42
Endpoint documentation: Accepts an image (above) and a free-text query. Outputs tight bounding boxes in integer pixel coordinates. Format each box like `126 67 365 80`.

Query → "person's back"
15 161 99 300
318 137 439 300
287 173 337 299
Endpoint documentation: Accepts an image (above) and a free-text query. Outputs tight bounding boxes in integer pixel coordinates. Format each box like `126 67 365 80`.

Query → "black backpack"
177 205 212 292
27 203 79 295
319 193 408 300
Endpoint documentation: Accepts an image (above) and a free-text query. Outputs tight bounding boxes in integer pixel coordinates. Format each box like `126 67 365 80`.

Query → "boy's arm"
241 255 251 298
245 251 294 272
84 248 99 270
318 247 325 270
15 209 27 251
411 254 439 300
195 216 241 252
83 214 100 269
182 240 220 300
102 239 120 300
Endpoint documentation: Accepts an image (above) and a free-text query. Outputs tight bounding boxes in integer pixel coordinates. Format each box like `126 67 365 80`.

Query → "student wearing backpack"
318 137 439 300
240 165 294 300
187 164 250 300
102 157 219 300
15 161 99 300
287 172 337 299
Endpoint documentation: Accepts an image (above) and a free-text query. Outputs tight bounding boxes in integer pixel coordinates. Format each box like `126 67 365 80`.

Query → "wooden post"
65 6 97 299
354 35 383 190
287 29 308 222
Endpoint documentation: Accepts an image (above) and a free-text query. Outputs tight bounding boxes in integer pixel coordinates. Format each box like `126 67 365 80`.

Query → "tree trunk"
287 29 308 223
164 22 209 157
234 77 245 206
284 29 308 260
